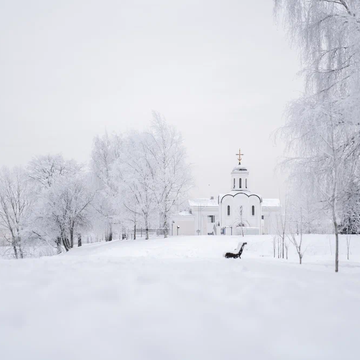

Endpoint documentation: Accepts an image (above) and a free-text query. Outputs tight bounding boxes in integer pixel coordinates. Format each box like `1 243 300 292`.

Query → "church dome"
231 165 248 173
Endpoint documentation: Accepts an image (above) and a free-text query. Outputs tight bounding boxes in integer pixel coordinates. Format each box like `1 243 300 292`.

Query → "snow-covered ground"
1 235 360 360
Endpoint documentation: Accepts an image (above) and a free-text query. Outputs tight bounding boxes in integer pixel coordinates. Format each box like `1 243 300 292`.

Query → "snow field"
0 235 360 360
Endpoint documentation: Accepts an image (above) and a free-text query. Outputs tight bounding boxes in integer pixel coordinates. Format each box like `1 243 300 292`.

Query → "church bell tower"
231 149 250 192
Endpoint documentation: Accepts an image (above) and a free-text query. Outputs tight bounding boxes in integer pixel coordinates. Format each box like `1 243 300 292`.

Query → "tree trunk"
331 119 339 273
56 237 62 254
346 236 350 260
70 227 74 248
145 216 149 240
163 213 168 238
12 242 18 259
15 232 24 259
134 223 136 240
109 223 113 241
332 197 339 272
62 236 71 252
273 237 276 258
277 238 280 258
77 233 82 247
18 243 24 259
335 225 339 273
105 223 113 242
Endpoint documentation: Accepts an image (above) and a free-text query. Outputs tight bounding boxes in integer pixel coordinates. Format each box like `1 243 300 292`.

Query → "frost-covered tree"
275 0 360 272
91 133 122 241
115 131 157 240
286 188 308 264
281 95 356 271
146 112 192 238
91 114 192 240
0 167 33 258
29 155 93 252
91 133 122 190
27 154 79 188
339 165 360 234
38 174 93 252
275 1 360 96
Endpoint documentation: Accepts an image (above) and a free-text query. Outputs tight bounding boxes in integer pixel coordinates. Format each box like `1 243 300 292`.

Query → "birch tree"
275 0 360 272
275 201 287 259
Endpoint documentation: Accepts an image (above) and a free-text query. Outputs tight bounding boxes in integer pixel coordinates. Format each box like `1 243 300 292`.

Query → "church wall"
192 206 219 235
172 157 281 236
171 215 195 236
230 173 250 192
262 207 281 235
220 193 262 234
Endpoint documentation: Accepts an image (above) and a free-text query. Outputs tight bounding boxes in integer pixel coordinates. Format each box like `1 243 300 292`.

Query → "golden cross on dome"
236 149 244 165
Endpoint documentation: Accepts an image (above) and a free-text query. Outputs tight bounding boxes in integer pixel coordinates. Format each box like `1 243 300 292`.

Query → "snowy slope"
1 235 360 360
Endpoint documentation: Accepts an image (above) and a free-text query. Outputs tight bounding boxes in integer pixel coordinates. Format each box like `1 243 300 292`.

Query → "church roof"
219 191 262 203
189 198 218 207
178 210 193 216
231 165 249 173
262 198 281 207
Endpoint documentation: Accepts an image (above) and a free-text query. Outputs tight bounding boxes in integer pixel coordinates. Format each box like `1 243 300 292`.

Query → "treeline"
0 112 192 258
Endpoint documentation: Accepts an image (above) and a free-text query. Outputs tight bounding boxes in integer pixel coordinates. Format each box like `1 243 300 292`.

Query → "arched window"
252 205 255 216
239 178 242 188
245 179 248 189
227 205 231 216
233 178 235 189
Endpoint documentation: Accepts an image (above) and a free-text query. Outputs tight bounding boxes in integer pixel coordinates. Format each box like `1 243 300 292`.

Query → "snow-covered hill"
1 235 359 360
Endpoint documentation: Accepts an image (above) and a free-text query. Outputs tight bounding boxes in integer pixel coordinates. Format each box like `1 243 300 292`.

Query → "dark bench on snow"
225 242 247 259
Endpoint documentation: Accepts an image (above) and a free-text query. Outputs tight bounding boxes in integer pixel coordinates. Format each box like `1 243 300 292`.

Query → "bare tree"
287 232 305 265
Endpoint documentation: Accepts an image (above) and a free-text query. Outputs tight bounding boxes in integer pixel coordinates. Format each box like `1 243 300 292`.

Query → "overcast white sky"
0 0 302 199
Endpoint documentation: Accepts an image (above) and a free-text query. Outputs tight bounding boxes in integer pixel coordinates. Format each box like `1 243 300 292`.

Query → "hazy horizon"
0 0 302 200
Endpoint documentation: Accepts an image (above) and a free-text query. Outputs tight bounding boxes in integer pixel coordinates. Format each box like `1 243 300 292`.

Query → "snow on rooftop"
219 191 262 201
231 165 248 172
262 198 281 207
189 198 218 207
178 210 193 216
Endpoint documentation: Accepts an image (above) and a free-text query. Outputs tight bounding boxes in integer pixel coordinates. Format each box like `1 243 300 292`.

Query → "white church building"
171 151 281 236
